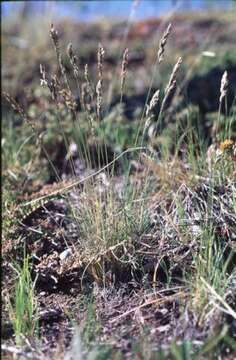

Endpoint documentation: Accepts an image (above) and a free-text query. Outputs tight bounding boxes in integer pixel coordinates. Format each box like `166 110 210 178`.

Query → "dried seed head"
121 48 129 77
59 88 77 111
3 92 36 131
219 71 228 104
67 43 73 59
96 79 102 120
146 89 160 117
84 64 94 108
120 48 129 96
50 24 71 94
81 83 92 113
67 43 79 78
3 92 26 120
158 57 182 123
50 23 59 46
39 64 48 87
165 57 182 95
97 43 105 81
40 63 60 101
50 74 60 101
84 64 89 82
81 83 87 110
158 23 172 63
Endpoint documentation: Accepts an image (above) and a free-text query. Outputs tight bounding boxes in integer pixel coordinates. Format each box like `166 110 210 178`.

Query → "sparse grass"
6 253 38 346
2 8 236 360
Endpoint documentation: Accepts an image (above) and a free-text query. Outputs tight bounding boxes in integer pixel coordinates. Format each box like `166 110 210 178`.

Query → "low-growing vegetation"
2 6 236 360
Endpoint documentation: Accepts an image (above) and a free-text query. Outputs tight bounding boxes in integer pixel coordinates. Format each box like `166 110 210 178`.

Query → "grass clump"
2 12 236 360
6 254 38 346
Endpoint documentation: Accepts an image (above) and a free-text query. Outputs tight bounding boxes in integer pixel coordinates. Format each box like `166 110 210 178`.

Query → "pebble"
59 248 73 261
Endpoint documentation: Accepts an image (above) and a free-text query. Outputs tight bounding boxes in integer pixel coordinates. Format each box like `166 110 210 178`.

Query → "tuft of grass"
6 253 38 345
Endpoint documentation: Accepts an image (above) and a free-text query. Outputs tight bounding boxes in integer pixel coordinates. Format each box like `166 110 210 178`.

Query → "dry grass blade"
21 146 145 207
200 277 236 319
1 344 41 360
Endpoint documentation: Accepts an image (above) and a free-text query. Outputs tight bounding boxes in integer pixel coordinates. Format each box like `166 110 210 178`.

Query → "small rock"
59 248 72 261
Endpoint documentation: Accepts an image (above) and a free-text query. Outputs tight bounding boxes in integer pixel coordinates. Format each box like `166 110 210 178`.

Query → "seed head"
219 71 228 104
165 57 182 95
67 43 79 78
146 89 160 117
158 23 172 63
50 23 59 46
97 43 105 81
120 48 129 99
96 79 102 120
39 64 48 87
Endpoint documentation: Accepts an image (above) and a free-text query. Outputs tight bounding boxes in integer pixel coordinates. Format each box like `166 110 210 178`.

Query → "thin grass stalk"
105 0 140 116
159 56 182 116
82 66 96 158
217 70 228 140
110 48 129 178
50 25 77 123
134 23 172 147
96 44 105 121
152 56 182 137
82 64 102 170
84 64 96 108
22 147 145 208
96 79 103 122
97 44 111 170
164 25 222 125
50 24 71 93
67 42 84 114
97 43 105 82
